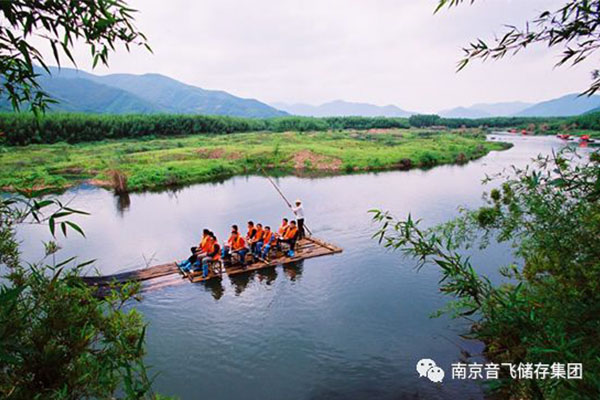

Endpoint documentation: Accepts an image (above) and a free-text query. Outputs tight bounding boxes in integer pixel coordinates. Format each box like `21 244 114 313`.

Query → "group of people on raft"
177 200 306 278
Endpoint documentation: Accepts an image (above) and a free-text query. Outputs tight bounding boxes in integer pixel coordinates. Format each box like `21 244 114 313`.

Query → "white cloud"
33 0 598 112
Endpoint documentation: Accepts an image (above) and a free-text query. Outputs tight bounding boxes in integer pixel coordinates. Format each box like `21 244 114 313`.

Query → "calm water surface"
16 135 579 399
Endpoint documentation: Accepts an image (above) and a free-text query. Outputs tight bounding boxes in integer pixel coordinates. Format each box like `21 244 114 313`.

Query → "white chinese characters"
450 362 583 380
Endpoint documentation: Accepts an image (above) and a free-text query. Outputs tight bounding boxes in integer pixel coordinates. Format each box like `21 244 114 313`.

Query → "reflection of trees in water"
114 192 131 216
283 260 304 282
204 278 225 300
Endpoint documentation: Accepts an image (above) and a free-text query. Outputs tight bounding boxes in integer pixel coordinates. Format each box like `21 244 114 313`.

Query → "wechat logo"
416 358 445 383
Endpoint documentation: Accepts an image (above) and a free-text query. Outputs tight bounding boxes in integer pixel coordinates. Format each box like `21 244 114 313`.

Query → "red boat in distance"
557 133 571 140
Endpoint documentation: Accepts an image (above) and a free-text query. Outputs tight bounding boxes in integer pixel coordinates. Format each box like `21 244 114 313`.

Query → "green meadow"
0 129 510 192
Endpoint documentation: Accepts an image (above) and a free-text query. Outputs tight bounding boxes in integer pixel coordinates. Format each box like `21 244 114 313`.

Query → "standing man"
292 199 305 239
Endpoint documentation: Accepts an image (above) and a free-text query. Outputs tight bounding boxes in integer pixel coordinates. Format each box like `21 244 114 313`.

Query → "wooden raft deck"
83 237 342 288
186 236 342 282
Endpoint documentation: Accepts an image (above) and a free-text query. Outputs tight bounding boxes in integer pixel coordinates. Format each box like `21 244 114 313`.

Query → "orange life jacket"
254 227 264 241
232 235 246 251
262 230 273 244
278 223 289 236
211 241 221 260
247 226 257 240
227 234 238 247
203 237 215 253
200 235 210 252
284 226 298 239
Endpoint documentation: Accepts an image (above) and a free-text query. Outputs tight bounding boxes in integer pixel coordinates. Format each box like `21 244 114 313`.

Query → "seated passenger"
259 226 275 260
224 228 249 266
177 228 211 272
246 221 257 242
279 220 299 256
223 225 238 260
226 225 239 247
250 223 264 255
276 218 289 239
199 232 221 278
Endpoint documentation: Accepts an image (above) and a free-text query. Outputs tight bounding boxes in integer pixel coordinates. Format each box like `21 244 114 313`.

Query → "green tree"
437 0 600 95
408 114 442 128
372 150 600 398
0 1 163 398
0 193 161 399
0 0 150 114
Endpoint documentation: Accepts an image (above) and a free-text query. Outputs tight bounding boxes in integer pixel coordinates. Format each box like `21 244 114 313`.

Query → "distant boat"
521 129 529 135
557 133 571 140
580 134 598 145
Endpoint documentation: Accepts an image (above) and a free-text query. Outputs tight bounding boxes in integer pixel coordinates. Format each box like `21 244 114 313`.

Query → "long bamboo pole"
258 166 313 235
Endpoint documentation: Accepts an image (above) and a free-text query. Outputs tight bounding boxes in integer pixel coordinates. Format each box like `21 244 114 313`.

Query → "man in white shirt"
292 199 305 239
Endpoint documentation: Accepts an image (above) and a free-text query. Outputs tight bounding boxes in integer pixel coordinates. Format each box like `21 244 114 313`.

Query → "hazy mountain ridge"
27 67 287 117
9 67 600 118
439 96 600 118
439 107 492 119
272 100 414 117
515 94 600 117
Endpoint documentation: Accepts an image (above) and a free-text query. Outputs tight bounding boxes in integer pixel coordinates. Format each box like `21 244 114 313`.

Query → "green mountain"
38 76 161 114
516 94 600 117
26 67 287 117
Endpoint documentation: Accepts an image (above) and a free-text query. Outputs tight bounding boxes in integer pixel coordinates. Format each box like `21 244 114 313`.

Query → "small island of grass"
0 128 511 192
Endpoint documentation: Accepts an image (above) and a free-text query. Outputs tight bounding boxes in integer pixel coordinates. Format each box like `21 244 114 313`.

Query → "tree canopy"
0 0 150 114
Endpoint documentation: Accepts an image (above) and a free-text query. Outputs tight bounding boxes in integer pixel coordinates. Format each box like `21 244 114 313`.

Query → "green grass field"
0 129 510 192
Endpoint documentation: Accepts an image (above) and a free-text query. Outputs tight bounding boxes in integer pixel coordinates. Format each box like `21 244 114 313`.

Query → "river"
14 134 581 399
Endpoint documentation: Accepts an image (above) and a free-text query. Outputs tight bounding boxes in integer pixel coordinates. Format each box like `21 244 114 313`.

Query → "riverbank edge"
1 140 513 194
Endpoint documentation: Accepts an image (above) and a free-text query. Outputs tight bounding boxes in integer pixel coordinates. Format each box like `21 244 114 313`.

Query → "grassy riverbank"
0 128 510 192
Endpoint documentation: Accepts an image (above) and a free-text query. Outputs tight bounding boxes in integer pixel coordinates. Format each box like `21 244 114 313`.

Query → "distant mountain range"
272 100 414 117
5 67 600 119
5 67 287 118
514 94 600 117
278 95 600 119
439 95 600 118
440 102 533 118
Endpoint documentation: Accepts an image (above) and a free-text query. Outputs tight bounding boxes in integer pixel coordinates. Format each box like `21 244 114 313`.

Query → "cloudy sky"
40 0 597 113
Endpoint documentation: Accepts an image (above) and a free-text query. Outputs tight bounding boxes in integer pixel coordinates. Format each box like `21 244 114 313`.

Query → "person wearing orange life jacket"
246 221 257 242
277 218 289 239
177 228 210 272
274 218 289 251
279 220 299 256
226 225 239 248
258 226 275 259
192 234 213 272
224 227 249 266
199 232 221 278
250 223 264 255
223 225 239 264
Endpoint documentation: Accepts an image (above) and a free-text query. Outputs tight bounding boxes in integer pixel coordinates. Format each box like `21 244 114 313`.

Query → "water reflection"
230 272 253 296
115 192 131 216
194 261 303 297
256 265 277 286
15 134 587 400
283 260 304 282
203 278 225 300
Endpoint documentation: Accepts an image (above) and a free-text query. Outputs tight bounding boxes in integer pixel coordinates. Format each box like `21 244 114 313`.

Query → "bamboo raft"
83 237 342 290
